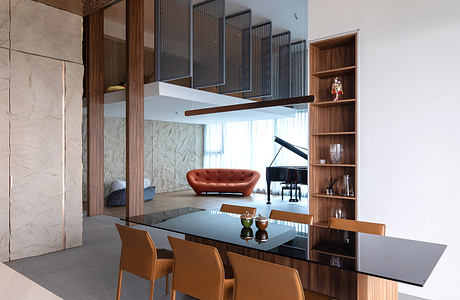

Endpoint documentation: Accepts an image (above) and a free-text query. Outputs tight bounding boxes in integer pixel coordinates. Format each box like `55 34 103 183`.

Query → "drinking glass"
329 144 343 164
330 205 347 219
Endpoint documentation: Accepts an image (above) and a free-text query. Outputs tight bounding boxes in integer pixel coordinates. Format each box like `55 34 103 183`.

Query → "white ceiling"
85 82 301 124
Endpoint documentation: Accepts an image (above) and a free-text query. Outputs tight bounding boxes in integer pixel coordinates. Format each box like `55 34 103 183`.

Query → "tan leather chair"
115 224 173 300
168 236 234 300
269 210 314 225
220 204 256 216
228 252 334 300
328 217 386 236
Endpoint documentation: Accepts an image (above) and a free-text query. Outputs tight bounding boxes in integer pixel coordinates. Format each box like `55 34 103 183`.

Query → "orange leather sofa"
187 169 260 196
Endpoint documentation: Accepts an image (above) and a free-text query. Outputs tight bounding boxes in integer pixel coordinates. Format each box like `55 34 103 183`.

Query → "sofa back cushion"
188 169 258 184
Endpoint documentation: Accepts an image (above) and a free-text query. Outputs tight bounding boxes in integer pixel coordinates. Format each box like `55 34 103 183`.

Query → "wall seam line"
62 62 67 250
7 0 11 261
0 46 83 66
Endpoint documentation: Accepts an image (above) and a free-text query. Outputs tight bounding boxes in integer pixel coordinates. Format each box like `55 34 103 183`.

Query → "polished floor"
6 190 422 300
102 190 308 218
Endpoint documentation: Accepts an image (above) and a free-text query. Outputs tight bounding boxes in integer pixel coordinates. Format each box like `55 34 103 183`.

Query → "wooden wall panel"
86 10 105 217
126 0 144 218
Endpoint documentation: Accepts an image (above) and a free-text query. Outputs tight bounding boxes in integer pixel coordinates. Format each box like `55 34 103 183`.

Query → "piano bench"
281 183 301 201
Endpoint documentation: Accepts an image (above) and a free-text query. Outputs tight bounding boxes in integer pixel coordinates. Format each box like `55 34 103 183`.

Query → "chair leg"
150 281 155 300
116 269 123 300
170 289 176 300
165 274 169 294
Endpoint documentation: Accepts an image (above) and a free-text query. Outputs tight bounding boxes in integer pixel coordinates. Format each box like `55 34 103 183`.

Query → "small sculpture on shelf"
331 76 343 101
325 177 337 195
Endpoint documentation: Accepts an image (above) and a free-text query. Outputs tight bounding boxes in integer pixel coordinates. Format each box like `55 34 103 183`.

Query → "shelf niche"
309 33 358 227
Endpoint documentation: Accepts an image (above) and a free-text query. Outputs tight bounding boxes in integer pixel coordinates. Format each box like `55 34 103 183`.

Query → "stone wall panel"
0 0 9 48
10 0 82 64
9 51 63 260
82 118 204 198
0 49 9 262
65 62 84 248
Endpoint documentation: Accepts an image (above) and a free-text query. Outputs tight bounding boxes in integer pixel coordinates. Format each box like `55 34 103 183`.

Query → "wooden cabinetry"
309 34 357 227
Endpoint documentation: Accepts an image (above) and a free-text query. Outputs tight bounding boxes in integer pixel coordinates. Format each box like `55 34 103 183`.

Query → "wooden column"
86 10 105 216
126 0 144 218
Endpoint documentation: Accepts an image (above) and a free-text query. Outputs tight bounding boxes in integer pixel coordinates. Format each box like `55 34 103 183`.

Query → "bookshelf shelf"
312 66 356 78
309 33 358 227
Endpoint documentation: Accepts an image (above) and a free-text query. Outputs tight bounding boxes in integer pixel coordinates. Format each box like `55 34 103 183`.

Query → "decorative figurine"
331 76 343 101
325 177 337 195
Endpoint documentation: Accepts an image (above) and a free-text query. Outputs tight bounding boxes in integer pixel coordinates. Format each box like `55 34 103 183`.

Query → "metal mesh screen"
290 40 307 97
218 10 252 94
192 0 225 88
243 21 272 99
155 0 192 81
265 31 291 100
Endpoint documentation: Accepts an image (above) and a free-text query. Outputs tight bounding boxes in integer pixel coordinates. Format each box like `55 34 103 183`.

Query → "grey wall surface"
0 0 83 261
82 117 204 201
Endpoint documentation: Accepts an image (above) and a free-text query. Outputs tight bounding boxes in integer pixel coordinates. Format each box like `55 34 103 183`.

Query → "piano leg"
290 183 300 202
266 180 271 204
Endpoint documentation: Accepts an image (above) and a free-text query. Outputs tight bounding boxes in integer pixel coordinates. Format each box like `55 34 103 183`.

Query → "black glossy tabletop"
122 207 446 287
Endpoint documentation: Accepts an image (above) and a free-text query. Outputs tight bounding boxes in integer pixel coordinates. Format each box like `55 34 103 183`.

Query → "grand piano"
266 136 308 204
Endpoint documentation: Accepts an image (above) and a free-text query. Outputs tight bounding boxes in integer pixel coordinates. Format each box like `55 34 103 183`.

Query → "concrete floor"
6 191 305 300
6 191 423 300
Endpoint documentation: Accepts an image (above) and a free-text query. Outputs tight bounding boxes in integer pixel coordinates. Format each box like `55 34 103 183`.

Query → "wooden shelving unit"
311 193 356 200
311 65 356 77
311 132 355 136
308 34 358 263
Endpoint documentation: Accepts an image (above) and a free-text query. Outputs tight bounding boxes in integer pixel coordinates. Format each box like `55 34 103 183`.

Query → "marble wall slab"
9 51 64 260
0 0 9 48
10 0 82 64
64 62 84 249
0 49 9 262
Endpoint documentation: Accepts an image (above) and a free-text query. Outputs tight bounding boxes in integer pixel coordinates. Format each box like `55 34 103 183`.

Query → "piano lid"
273 136 308 160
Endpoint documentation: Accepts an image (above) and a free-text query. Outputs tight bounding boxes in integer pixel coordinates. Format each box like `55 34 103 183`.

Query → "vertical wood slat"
86 10 105 217
126 0 144 218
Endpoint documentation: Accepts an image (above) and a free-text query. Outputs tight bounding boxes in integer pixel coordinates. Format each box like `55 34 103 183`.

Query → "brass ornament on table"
240 227 254 243
240 211 254 228
255 230 269 244
255 214 268 230
331 76 343 101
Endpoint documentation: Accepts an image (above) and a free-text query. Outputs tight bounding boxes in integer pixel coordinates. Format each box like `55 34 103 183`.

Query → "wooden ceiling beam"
184 96 315 116
32 0 120 16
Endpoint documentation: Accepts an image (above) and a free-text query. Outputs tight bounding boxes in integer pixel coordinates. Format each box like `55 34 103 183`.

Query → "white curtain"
204 110 309 195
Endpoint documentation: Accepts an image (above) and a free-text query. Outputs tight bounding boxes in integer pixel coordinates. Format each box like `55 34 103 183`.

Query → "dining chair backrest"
115 223 157 281
168 236 226 300
220 204 256 216
269 210 314 225
328 217 386 236
228 252 304 300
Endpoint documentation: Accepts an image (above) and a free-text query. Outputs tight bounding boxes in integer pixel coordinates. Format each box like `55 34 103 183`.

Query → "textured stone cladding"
0 0 84 261
82 117 204 201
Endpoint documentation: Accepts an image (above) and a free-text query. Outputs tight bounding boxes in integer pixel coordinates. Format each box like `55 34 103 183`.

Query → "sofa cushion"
187 169 260 196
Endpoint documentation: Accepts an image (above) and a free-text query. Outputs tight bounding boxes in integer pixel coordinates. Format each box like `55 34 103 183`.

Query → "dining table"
122 207 446 300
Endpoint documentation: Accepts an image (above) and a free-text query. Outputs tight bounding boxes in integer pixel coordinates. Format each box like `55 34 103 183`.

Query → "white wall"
308 1 460 299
